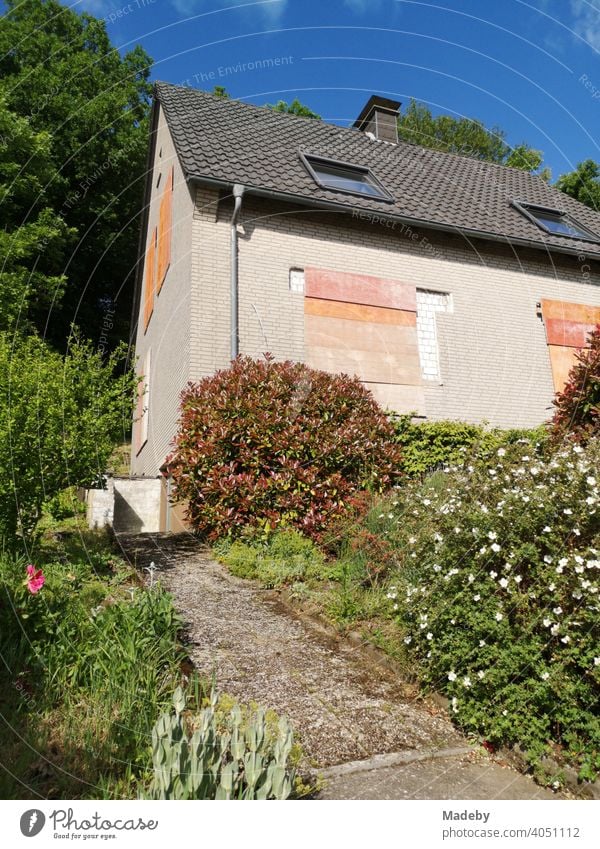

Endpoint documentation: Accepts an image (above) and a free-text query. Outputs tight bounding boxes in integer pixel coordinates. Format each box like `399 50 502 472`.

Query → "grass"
0 512 195 799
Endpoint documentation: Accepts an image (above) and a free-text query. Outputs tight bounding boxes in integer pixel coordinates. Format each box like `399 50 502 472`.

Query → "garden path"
117 532 558 800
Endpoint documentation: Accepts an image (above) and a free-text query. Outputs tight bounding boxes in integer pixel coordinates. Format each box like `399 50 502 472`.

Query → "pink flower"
26 564 45 594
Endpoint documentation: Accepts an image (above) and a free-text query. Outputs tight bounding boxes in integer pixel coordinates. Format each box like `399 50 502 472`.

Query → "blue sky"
76 0 599 179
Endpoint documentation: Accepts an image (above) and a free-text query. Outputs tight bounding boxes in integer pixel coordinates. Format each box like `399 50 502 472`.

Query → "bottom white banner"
0 799 598 848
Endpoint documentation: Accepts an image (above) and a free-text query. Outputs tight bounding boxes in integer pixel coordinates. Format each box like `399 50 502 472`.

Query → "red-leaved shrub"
551 325 600 443
167 355 402 542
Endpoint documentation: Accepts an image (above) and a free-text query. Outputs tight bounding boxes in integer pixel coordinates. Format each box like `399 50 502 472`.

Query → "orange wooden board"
540 299 600 325
143 229 156 331
305 267 416 311
305 345 421 385
548 344 579 393
305 297 416 326
544 317 598 348
157 167 173 293
305 314 419 355
365 381 426 415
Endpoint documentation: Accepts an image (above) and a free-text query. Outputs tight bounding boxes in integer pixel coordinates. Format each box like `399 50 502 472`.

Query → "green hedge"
391 414 547 477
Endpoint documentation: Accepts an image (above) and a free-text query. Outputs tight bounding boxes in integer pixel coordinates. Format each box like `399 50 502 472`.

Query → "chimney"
353 95 401 144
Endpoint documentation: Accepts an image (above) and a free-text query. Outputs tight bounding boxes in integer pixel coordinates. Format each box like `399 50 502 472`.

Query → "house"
128 82 600 531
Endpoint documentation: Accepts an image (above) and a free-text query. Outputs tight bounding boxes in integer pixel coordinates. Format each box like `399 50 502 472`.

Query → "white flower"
573 445 583 454
463 676 472 688
594 657 600 666
543 555 553 564
452 697 459 713
423 498 431 506
393 603 398 611
551 624 560 636
448 671 457 681
543 618 552 628
541 671 550 681
499 578 509 588
548 582 556 591
563 508 573 515
468 573 475 583
561 636 571 644
553 606 563 615
573 528 581 536
426 632 433 640
489 570 498 579
558 557 568 567
491 543 501 553
514 575 522 584
502 709 508 716
473 594 481 602
404 636 412 645
497 447 506 457
542 526 551 533
495 612 503 622
479 640 486 647
488 531 498 541
477 670 486 679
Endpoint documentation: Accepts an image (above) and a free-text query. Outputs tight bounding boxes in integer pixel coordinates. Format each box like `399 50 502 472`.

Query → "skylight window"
513 201 600 243
301 154 393 202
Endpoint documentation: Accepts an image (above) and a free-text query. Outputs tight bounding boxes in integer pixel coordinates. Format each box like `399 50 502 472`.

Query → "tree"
397 99 548 177
0 0 153 349
0 332 137 542
555 159 600 212
266 98 321 119
0 97 75 333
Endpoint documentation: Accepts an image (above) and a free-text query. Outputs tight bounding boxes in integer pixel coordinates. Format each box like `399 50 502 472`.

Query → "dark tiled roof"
155 82 600 260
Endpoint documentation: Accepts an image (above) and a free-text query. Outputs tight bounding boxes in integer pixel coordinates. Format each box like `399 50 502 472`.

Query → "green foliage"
551 326 600 444
145 686 295 800
212 85 230 98
266 98 321 119
168 355 402 543
215 529 327 588
368 439 600 780
0 0 152 347
391 414 547 477
0 97 74 333
555 159 600 211
397 99 547 175
0 333 136 542
0 537 187 796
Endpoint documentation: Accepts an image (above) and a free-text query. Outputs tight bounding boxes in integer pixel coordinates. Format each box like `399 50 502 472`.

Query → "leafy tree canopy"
0 0 152 348
554 159 600 212
397 99 549 178
266 98 321 119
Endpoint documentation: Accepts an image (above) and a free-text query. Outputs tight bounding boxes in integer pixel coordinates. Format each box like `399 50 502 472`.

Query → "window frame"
300 152 394 203
512 200 600 244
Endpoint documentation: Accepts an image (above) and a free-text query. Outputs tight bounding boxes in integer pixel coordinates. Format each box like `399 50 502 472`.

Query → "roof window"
513 201 600 243
301 154 393 202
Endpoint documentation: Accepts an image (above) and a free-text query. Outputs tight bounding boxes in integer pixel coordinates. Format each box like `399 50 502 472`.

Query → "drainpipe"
230 184 245 360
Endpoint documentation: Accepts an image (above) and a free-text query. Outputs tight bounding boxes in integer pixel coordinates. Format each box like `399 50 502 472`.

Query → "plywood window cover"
157 167 173 293
143 228 157 332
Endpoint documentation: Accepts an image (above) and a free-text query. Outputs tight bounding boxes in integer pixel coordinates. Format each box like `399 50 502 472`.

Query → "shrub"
392 414 547 477
551 325 600 444
215 529 333 588
145 686 296 800
370 437 599 781
167 355 402 542
0 333 136 543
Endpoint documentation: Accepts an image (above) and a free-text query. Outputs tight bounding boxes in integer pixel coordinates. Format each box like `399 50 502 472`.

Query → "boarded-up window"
540 299 600 392
157 167 173 293
143 228 157 331
303 267 424 414
134 349 151 455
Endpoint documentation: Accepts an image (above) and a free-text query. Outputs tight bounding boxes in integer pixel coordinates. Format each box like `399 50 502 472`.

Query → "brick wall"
131 105 195 476
188 194 600 429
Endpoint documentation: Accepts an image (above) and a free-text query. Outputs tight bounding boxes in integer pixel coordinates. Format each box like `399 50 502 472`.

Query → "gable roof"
155 81 600 261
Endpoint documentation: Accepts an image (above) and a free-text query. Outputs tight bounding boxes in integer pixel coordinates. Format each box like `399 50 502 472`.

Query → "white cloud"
571 0 600 51
171 0 288 22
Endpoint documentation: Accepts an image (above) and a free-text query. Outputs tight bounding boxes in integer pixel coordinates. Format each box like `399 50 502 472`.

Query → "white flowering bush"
374 438 600 782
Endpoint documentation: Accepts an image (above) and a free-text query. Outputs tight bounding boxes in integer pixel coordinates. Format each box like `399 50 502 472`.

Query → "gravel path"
115 532 559 799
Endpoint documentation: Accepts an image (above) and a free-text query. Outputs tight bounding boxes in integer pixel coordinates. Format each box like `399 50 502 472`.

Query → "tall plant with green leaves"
0 333 136 543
